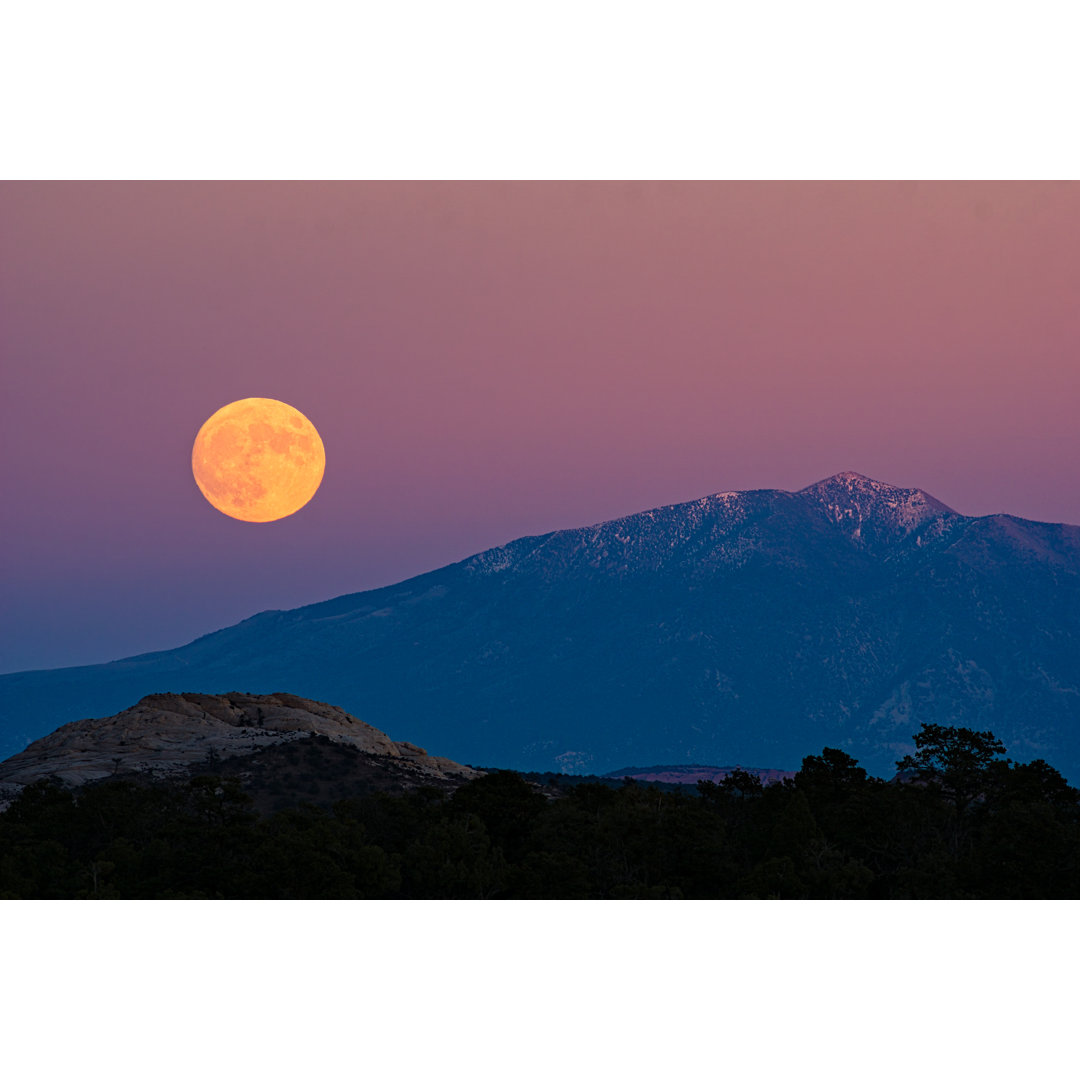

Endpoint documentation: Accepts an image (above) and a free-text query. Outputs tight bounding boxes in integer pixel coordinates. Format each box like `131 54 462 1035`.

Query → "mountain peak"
802 470 926 495
796 472 957 541
821 470 875 484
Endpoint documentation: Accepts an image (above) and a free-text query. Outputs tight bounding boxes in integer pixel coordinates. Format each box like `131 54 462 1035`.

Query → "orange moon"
192 398 326 522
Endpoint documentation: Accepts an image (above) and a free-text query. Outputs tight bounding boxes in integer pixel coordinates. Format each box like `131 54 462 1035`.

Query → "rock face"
0 692 481 794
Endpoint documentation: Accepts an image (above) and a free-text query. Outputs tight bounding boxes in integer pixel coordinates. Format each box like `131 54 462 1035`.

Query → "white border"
1 901 1074 1079
3 2 1079 178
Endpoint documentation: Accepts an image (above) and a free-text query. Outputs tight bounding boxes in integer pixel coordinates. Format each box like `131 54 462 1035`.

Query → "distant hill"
604 765 797 785
2 472 1079 780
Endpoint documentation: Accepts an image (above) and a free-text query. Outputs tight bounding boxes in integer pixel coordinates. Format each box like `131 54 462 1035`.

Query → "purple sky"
2 181 1079 673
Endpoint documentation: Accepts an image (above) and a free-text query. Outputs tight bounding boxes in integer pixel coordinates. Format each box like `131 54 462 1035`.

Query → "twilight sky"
2 181 1078 673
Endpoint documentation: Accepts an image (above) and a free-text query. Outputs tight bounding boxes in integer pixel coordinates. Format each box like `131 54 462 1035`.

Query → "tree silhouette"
896 723 1007 814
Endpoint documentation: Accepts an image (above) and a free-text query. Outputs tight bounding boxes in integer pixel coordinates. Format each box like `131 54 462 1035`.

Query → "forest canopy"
1 724 1077 899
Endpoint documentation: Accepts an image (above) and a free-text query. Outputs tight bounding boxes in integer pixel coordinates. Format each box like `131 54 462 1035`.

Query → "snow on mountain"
797 471 958 543
467 471 960 581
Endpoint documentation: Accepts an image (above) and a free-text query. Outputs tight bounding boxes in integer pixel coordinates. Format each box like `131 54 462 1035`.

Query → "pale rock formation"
0 692 481 801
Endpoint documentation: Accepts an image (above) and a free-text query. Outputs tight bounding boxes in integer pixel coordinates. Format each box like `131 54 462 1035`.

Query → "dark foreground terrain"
2 723 1077 899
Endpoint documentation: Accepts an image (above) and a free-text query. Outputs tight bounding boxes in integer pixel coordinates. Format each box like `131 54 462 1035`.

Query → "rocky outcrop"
0 692 481 798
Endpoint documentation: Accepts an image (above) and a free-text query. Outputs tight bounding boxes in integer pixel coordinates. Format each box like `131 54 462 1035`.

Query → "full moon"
192 398 326 522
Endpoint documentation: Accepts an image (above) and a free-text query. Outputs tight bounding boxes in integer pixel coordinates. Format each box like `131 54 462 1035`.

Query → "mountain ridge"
3 472 1079 781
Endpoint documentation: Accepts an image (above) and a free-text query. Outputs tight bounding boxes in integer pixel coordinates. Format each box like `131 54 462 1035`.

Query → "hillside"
3 472 1079 780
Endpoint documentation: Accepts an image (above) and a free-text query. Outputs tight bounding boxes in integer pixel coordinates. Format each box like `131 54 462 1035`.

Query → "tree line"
1 723 1077 898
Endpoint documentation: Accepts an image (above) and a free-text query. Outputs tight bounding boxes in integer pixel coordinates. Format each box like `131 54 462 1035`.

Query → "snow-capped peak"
797 472 957 540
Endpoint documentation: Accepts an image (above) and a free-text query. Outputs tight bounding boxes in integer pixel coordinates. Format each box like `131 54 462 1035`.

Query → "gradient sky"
2 182 1079 673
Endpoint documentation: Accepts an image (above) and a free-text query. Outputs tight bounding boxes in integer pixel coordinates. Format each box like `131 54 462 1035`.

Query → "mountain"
3 472 1080 780
0 691 480 811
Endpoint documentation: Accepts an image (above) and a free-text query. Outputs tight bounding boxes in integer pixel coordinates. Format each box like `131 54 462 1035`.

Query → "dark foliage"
2 724 1078 899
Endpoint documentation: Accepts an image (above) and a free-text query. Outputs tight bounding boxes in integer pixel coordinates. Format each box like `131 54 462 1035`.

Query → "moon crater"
192 398 325 523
